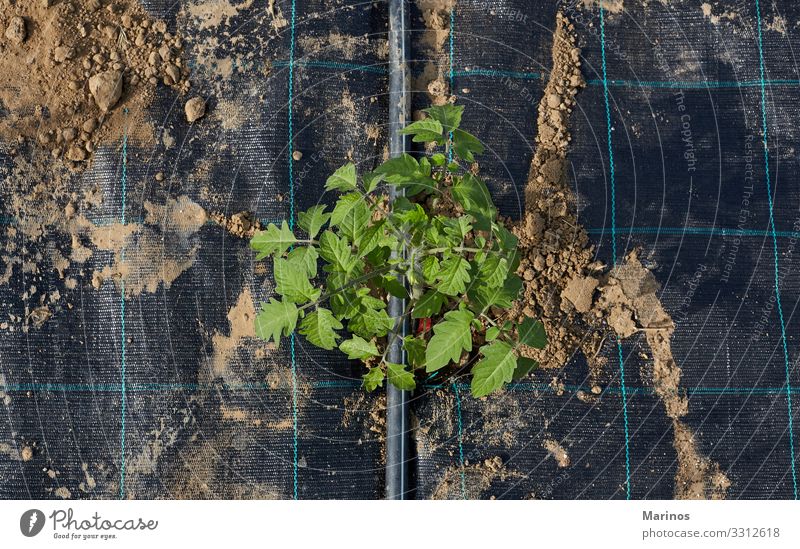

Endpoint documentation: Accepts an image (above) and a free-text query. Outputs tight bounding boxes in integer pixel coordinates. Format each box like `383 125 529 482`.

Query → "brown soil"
413 0 455 108
210 210 261 239
0 0 190 165
505 12 730 499
431 456 523 499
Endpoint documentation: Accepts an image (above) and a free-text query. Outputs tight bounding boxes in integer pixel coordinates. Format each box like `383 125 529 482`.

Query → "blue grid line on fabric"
599 6 631 500
118 108 129 501
264 58 800 89
3 382 799 395
273 59 387 74
754 0 798 499
288 0 299 502
587 227 800 239
452 382 467 500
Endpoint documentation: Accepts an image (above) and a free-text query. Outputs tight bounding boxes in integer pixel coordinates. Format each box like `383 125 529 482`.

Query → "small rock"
66 145 87 162
54 46 75 63
20 446 33 461
292 150 303 161
154 172 164 181
88 70 123 112
5 16 27 45
164 63 180 83
184 96 206 122
546 93 561 109
82 118 98 133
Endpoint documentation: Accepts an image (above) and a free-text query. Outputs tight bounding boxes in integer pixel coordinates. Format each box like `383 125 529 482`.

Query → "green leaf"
412 290 447 319
325 162 358 192
286 246 319 278
363 367 385 391
421 256 440 284
403 336 427 368
387 362 416 391
363 171 385 193
436 256 471 296
380 275 408 299
393 201 428 225
518 317 547 349
356 221 385 256
339 335 380 360
424 104 463 132
513 357 538 381
250 221 297 260
442 216 473 240
297 205 331 238
274 257 320 303
477 255 508 288
452 129 484 162
254 298 299 348
330 193 370 242
471 341 517 398
425 309 474 372
485 326 500 341
430 153 447 166
468 273 522 313
399 118 445 143
349 307 394 339
451 174 496 230
374 154 436 195
298 308 343 350
319 231 359 274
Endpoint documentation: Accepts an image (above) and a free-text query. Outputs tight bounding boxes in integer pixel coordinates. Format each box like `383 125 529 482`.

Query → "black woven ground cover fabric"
1 0 799 500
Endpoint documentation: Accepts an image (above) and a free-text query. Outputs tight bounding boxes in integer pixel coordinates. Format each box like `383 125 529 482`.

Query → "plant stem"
425 246 484 255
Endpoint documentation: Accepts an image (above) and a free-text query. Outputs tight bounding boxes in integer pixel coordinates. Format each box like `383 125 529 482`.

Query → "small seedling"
251 104 546 397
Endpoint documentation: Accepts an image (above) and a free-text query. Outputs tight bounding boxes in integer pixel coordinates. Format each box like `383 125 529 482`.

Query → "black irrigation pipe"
385 0 412 500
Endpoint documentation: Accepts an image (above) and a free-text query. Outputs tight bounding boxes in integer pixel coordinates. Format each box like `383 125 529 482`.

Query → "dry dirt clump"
507 12 605 373
504 12 730 499
210 210 261 239
0 0 190 165
413 0 455 108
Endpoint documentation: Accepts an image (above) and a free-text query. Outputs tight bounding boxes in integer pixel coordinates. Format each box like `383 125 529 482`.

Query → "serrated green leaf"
393 202 428 225
518 317 547 349
452 129 484 162
297 205 331 238
451 174 496 230
412 290 447 319
380 275 408 299
250 221 297 260
274 257 320 303
254 298 299 348
387 362 416 391
436 256 471 296
339 335 380 360
319 231 359 275
485 326 500 341
403 336 427 368
349 308 394 339
430 153 447 166
468 273 522 313
363 367 385 391
298 308 343 350
363 171 385 193
356 220 385 256
512 357 538 381
424 104 463 132
374 153 436 195
471 341 517 397
477 255 508 288
325 162 358 192
286 246 319 278
421 255 440 284
425 309 474 372
399 118 445 143
330 193 370 242
442 216 473 240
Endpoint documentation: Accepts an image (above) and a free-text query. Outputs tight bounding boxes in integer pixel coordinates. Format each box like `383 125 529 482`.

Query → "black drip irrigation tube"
385 0 412 500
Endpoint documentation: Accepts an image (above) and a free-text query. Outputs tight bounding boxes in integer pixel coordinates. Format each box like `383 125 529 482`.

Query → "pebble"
88 70 123 112
292 150 303 161
5 16 27 45
184 96 206 122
